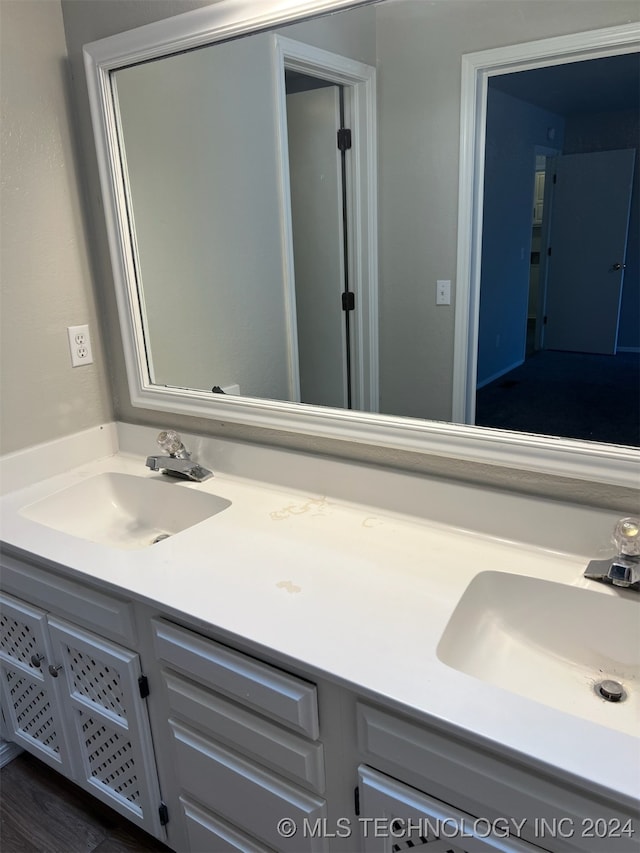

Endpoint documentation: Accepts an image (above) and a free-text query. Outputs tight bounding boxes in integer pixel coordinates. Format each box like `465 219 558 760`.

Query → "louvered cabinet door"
47 617 164 840
0 593 75 775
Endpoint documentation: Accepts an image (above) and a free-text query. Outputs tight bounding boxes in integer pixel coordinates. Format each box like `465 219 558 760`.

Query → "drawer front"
164 671 325 793
0 553 135 646
358 765 542 853
180 796 275 853
153 619 319 739
357 703 640 853
170 720 328 852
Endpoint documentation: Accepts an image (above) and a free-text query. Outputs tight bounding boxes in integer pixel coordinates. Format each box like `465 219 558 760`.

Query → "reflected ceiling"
490 52 640 114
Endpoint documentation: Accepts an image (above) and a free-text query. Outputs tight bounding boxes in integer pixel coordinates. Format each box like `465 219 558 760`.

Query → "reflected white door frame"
272 34 379 412
453 22 640 425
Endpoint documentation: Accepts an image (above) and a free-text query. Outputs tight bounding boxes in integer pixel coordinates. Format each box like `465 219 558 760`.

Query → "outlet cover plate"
67 324 94 367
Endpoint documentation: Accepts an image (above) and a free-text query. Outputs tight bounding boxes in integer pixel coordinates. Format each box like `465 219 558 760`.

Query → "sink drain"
151 533 171 545
595 679 626 703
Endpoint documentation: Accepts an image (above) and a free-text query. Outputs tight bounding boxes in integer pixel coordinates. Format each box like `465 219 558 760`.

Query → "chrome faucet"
584 517 640 591
145 430 213 482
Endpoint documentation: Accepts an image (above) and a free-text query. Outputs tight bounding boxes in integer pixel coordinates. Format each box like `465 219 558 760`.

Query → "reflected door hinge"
547 247 552 256
159 802 169 826
553 173 557 184
342 291 355 312
138 675 150 699
337 128 352 151
544 315 548 325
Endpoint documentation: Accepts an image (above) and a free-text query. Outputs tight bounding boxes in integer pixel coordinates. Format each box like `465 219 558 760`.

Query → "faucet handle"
157 429 189 458
613 517 640 557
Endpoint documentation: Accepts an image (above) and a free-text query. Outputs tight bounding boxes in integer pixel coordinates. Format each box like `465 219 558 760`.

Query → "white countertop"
1 422 638 810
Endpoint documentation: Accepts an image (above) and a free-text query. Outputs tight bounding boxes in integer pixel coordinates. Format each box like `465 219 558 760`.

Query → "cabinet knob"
30 653 45 668
48 664 63 678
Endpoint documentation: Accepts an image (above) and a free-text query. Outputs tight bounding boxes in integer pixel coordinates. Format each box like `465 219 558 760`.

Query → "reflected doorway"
273 35 379 414
285 72 353 409
472 51 640 445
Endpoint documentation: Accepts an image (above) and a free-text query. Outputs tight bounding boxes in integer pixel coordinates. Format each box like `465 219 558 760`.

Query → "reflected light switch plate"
436 280 451 305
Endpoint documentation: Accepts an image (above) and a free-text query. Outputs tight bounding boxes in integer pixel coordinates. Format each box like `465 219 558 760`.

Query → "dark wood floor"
0 752 172 853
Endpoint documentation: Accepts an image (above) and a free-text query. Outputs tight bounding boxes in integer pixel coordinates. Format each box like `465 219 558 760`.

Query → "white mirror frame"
83 0 639 488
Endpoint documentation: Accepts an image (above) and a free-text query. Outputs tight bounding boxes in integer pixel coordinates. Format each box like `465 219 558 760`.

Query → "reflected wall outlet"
67 324 94 367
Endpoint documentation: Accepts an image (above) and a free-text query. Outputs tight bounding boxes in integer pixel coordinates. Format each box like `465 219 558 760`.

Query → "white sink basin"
19 472 231 550
437 571 639 736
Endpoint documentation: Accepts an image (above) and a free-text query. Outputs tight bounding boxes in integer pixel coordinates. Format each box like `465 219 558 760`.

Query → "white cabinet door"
47 617 164 839
0 593 75 775
358 766 542 853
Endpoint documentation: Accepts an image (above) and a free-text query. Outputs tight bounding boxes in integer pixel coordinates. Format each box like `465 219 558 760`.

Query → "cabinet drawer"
0 553 135 646
164 671 325 793
180 796 275 853
170 720 327 852
357 703 639 853
358 765 542 853
152 619 319 739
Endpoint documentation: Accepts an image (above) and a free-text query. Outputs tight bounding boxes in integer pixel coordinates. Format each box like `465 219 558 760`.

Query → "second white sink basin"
437 571 639 736
19 472 231 550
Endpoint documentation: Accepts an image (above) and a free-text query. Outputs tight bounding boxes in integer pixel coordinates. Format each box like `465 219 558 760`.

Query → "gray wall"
0 0 112 454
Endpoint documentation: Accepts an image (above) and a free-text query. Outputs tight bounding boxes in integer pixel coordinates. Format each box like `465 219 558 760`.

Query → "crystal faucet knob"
613 517 640 557
157 429 187 457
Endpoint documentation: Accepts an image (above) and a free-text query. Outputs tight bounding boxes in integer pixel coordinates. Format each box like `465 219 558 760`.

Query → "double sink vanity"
0 421 638 853
2 0 639 847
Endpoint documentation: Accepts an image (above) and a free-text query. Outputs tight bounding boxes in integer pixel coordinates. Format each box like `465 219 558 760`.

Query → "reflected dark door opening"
476 146 638 445
474 54 640 446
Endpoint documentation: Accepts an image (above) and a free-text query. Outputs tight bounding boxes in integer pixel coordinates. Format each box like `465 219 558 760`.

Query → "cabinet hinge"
337 128 352 151
354 785 360 816
342 291 355 312
138 675 150 699
553 173 557 184
543 315 548 325
547 246 552 256
159 802 169 826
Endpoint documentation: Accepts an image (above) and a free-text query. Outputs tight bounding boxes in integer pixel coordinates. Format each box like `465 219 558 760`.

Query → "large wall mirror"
83 0 639 487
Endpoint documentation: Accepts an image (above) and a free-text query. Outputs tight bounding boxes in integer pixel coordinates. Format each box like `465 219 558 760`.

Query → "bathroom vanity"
1 423 638 853
2 0 639 850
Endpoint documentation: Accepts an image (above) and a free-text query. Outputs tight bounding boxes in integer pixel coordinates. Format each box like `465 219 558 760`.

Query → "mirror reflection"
476 53 639 447
111 2 639 447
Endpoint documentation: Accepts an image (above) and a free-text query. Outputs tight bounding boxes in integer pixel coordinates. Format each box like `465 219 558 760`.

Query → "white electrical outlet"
67 324 94 367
